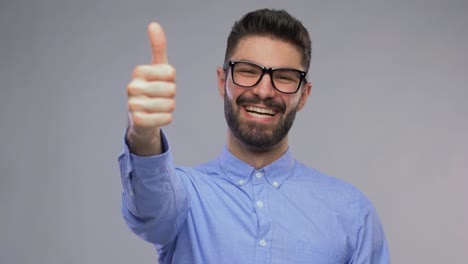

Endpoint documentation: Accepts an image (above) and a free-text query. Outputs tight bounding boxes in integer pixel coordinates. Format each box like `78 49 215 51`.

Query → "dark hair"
225 9 312 71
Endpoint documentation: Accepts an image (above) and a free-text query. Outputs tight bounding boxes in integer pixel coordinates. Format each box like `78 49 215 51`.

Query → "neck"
226 130 289 169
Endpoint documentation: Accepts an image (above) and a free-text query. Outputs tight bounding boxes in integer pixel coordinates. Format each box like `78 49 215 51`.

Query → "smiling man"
119 9 389 264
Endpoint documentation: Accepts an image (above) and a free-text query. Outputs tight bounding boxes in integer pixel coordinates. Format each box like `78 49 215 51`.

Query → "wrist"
126 127 162 156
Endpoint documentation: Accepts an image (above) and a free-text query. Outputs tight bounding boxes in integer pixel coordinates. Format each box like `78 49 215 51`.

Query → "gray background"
1 0 467 263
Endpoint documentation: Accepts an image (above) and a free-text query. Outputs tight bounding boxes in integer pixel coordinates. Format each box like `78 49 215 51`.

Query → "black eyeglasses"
223 60 307 94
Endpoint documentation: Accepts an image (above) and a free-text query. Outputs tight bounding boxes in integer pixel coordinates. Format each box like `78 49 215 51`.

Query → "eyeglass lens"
232 62 302 93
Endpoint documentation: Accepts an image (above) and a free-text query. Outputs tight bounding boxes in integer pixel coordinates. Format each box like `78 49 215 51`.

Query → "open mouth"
244 106 277 119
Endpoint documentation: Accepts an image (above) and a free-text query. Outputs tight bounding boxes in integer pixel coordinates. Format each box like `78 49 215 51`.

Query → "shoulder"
174 158 221 181
292 160 373 208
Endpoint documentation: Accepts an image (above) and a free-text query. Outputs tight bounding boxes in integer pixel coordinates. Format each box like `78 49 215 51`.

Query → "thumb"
148 22 168 64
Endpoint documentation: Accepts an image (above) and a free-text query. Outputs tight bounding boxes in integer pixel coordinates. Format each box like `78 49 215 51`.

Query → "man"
119 9 389 263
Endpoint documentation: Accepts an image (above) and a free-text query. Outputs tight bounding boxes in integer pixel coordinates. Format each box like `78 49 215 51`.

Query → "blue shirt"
118 132 389 263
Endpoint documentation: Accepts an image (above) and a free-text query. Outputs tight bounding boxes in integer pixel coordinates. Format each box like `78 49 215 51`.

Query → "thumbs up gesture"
126 23 176 155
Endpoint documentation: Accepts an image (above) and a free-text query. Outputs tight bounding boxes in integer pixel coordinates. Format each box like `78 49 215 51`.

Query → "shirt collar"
217 146 296 188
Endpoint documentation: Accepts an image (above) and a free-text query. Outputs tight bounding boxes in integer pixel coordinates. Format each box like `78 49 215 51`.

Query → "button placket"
258 239 267 247
251 169 272 264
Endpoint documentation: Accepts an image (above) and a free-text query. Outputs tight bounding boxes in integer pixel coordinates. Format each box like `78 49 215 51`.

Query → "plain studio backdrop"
1 0 467 263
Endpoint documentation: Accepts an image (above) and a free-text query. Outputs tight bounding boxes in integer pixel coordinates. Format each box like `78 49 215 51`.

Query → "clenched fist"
126 23 176 156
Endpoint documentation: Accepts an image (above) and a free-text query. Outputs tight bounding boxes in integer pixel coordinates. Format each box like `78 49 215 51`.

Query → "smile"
244 106 277 118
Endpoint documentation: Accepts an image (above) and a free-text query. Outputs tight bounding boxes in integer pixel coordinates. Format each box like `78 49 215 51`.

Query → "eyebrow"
234 58 303 70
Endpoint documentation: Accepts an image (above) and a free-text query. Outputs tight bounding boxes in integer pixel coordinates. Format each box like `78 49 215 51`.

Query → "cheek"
225 86 234 100
292 96 301 107
225 80 242 102
283 94 301 111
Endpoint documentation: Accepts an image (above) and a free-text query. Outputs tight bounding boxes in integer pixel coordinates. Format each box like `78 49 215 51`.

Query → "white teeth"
249 112 271 118
245 106 276 116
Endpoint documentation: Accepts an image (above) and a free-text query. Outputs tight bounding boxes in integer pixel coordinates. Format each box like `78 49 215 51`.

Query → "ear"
217 66 226 99
296 82 312 112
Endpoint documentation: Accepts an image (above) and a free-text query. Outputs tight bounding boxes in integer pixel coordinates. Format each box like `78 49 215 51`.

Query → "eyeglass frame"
222 60 308 94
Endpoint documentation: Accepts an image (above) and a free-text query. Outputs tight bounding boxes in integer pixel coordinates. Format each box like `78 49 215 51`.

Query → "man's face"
217 36 311 151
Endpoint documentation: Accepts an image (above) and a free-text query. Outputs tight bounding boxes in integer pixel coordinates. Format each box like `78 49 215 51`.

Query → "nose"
250 73 276 99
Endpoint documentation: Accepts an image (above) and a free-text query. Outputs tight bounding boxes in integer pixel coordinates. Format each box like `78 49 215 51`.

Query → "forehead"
230 36 303 70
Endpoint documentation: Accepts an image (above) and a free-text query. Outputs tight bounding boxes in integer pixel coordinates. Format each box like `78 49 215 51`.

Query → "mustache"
236 95 286 113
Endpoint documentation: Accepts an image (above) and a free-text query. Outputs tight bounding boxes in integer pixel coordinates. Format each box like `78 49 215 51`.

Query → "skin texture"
217 36 312 169
126 23 312 170
126 23 176 156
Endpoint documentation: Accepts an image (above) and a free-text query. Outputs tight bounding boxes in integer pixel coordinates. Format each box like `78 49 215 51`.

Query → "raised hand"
126 22 176 155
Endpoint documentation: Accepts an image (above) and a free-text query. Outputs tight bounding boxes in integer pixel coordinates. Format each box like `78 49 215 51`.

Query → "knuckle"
127 102 135 111
132 65 143 78
128 98 142 111
168 99 176 111
165 65 176 80
166 83 177 97
160 114 173 126
132 112 150 127
128 80 154 97
126 80 140 95
130 111 141 123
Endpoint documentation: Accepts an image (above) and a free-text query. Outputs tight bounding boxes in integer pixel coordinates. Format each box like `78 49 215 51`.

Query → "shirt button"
255 172 263 178
238 180 245 185
259 239 267 247
273 181 279 188
256 201 264 208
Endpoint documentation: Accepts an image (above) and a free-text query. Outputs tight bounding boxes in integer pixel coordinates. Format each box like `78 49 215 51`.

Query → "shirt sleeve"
349 194 390 264
118 130 190 246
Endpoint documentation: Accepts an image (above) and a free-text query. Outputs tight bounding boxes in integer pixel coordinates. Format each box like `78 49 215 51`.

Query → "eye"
274 74 297 83
274 69 301 83
277 75 294 81
235 63 261 76
238 69 257 74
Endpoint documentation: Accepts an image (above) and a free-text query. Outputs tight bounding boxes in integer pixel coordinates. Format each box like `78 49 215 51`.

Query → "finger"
127 79 176 98
148 22 168 64
132 64 176 81
128 97 176 113
131 112 173 128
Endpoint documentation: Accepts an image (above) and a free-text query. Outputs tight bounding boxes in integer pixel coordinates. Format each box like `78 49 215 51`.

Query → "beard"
224 91 297 151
